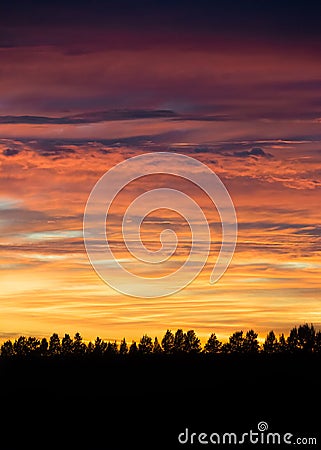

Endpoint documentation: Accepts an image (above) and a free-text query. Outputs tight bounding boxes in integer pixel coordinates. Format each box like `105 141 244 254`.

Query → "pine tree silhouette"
48 333 61 356
263 331 278 354
153 337 162 354
138 335 153 354
243 330 259 353
119 338 128 355
204 333 222 354
161 330 175 354
184 330 201 353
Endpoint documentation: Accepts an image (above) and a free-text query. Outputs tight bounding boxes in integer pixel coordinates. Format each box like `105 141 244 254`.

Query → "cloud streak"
0 109 179 125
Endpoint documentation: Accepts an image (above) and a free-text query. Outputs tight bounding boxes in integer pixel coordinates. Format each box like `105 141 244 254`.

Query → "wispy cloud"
0 109 178 125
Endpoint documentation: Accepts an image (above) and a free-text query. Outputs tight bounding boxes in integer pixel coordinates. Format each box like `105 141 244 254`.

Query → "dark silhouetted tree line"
1 324 321 359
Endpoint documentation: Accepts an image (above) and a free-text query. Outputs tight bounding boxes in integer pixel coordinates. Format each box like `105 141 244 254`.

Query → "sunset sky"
1 0 321 343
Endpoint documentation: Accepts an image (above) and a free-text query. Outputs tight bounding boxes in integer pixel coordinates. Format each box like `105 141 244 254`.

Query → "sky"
0 0 321 343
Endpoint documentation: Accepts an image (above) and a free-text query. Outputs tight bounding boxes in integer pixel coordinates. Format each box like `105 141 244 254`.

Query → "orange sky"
1 137 320 342
0 1 321 343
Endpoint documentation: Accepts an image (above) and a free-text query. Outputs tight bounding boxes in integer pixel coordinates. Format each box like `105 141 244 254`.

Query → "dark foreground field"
0 354 320 450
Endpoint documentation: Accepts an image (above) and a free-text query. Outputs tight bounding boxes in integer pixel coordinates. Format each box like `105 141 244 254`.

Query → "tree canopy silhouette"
1 323 320 360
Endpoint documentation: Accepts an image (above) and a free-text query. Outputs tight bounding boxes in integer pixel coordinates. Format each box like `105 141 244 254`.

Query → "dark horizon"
1 323 320 358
